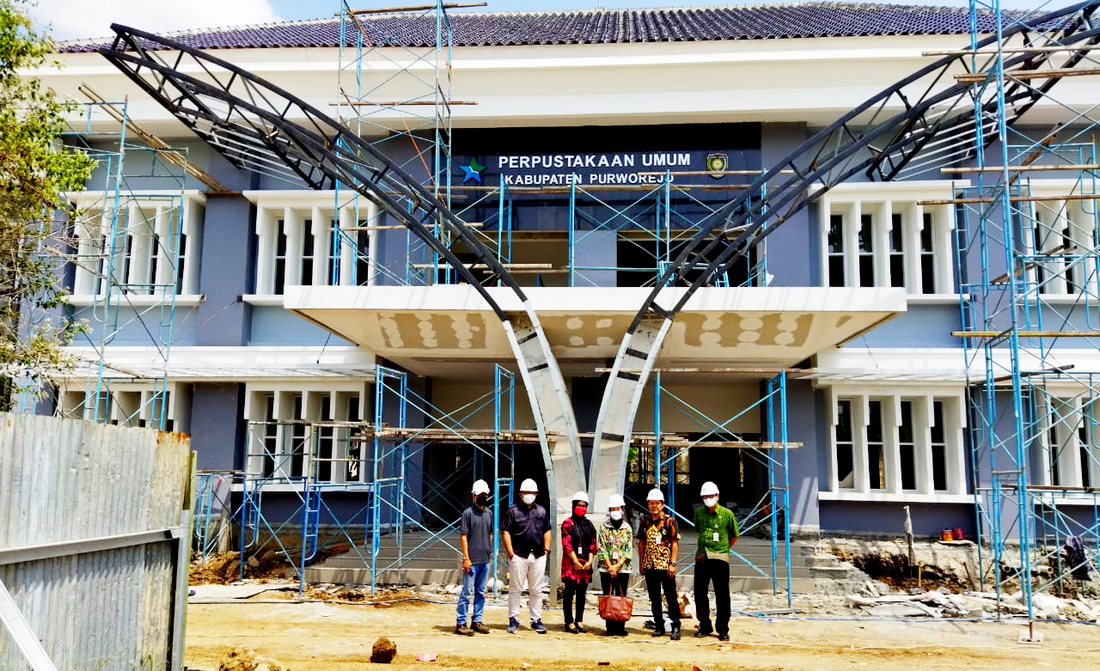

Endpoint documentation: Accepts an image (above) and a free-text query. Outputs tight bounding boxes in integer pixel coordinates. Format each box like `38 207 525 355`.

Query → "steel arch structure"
97 26 585 510
588 0 1100 508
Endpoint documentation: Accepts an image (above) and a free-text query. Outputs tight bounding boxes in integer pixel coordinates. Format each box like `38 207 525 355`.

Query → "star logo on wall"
460 157 486 184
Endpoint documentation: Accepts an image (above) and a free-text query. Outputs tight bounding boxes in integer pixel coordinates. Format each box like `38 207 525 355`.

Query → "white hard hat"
572 490 589 504
519 478 538 493
646 488 665 502
700 481 719 497
607 493 625 508
472 479 490 495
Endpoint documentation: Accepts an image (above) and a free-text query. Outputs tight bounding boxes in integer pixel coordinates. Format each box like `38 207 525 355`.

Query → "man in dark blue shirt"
501 478 552 634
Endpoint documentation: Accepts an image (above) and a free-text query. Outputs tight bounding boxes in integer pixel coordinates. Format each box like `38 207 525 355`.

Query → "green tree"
0 0 94 409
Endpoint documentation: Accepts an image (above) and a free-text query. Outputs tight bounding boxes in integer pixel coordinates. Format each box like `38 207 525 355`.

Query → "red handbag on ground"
597 583 633 622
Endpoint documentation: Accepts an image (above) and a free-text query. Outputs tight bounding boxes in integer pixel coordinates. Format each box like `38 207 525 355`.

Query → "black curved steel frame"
588 0 1100 507
97 25 586 508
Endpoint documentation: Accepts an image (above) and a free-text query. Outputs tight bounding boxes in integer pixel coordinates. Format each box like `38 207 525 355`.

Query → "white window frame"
822 385 968 502
817 181 961 296
66 191 205 301
1017 179 1100 301
245 191 379 297
58 381 191 430
243 381 369 485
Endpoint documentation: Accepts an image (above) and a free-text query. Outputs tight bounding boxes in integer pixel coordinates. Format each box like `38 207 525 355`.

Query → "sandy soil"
184 590 1100 671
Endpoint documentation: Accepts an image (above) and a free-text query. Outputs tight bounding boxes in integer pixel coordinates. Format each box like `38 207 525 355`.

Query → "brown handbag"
597 583 633 622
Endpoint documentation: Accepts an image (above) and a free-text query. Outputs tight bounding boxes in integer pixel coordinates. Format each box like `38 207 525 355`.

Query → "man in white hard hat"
638 487 681 640
455 479 494 636
692 481 739 641
501 477 552 634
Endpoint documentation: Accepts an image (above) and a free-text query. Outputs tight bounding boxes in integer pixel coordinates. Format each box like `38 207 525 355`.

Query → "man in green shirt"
692 481 739 641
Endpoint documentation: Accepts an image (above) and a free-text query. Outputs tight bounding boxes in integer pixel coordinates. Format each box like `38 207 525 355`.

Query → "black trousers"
694 557 731 635
643 568 680 632
599 572 630 634
562 579 588 625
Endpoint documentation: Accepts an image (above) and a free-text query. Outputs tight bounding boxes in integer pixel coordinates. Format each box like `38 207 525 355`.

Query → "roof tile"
62 2 1019 53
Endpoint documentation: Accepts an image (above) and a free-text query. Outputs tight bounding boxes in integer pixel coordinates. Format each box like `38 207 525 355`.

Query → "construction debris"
218 646 287 671
848 589 1100 621
371 636 398 663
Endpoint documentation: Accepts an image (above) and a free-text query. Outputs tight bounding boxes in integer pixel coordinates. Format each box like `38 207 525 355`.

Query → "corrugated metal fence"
0 413 193 671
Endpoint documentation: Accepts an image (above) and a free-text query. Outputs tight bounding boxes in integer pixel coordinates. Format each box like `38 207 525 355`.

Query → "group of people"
454 477 739 640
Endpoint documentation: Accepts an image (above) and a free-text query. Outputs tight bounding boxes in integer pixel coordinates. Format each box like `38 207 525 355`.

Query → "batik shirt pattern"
639 514 680 571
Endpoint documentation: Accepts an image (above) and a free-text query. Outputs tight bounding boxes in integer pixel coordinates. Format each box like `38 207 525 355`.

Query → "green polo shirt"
694 504 739 562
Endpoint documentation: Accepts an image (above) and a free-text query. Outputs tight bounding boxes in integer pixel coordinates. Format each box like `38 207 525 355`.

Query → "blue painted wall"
190 382 246 470
820 502 974 537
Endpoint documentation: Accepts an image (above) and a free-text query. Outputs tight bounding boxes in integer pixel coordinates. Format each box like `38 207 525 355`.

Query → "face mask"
609 510 623 521
573 506 587 517
703 496 718 508
521 494 536 505
475 495 489 507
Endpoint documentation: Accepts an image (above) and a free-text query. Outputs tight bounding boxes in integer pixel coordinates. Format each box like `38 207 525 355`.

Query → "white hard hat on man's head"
519 478 538 493
472 479 490 495
646 488 665 502
607 493 625 508
700 481 720 497
572 490 589 504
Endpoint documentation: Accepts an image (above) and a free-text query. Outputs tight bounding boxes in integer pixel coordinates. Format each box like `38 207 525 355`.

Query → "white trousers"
508 552 547 622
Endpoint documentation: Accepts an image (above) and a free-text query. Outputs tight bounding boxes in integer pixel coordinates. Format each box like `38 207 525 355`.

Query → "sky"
31 0 1054 42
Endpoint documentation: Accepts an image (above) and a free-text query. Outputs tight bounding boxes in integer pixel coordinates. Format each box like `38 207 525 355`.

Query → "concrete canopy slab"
284 285 906 377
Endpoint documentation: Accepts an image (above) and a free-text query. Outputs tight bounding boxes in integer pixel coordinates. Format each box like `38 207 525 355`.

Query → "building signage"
457 150 745 187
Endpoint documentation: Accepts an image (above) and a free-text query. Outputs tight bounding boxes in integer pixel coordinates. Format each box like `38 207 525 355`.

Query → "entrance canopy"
285 286 905 377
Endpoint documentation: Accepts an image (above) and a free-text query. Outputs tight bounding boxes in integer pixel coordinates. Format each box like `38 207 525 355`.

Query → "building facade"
41 2 1100 545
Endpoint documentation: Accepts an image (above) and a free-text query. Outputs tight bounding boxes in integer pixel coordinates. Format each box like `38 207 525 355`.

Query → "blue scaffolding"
955 0 1100 616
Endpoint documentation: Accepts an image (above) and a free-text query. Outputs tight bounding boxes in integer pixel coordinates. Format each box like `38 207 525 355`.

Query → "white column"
283 206 303 288
935 204 956 294
255 207 278 294
883 395 902 493
944 396 967 495
127 204 154 293
854 395 870 492
916 396 935 495
338 206 356 286
873 203 890 288
904 202 923 294
845 202 860 288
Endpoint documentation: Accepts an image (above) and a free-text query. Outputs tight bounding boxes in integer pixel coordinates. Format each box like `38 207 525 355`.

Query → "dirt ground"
184 589 1100 671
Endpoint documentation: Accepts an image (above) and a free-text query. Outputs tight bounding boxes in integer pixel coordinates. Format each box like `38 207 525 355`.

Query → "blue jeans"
457 562 490 624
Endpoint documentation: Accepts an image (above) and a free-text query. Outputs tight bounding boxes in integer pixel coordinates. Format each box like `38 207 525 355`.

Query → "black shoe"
718 632 730 641
694 629 713 638
651 628 666 637
670 627 681 641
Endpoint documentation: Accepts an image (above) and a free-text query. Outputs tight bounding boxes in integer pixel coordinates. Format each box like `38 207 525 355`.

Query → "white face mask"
703 496 718 508
521 493 536 505
609 510 623 521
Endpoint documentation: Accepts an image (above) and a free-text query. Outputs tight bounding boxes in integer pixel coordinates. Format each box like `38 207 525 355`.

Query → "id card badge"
712 531 720 542
612 550 620 560
656 533 664 546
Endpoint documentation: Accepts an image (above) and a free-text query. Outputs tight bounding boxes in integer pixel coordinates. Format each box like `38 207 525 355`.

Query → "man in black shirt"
501 478 552 634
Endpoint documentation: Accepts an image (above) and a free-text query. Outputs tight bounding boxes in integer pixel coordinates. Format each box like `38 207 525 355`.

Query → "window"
245 383 367 484
1022 185 1099 298
827 390 965 496
1033 392 1100 489
58 383 191 431
818 183 957 294
249 192 378 295
68 193 204 297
